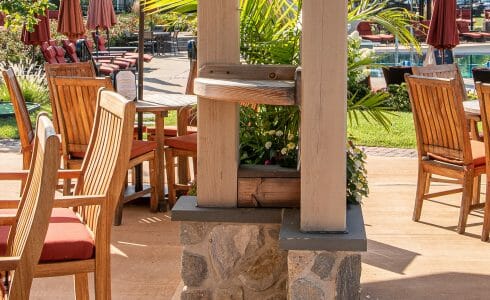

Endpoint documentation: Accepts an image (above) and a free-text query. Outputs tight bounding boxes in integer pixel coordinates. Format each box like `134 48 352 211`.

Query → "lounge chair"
357 21 394 43
457 20 490 41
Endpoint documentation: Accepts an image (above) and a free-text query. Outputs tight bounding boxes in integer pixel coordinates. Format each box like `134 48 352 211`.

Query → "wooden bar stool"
164 133 197 207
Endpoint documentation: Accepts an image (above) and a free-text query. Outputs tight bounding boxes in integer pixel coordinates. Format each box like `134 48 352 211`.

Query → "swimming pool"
373 52 490 78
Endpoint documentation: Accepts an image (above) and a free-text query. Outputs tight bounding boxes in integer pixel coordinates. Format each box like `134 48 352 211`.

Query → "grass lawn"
348 112 416 149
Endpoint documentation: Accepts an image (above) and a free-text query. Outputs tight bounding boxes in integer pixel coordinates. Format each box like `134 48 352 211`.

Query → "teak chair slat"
405 74 486 234
475 82 490 241
0 114 60 299
48 76 159 225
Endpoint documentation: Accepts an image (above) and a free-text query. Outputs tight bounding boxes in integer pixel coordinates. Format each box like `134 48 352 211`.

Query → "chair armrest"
0 256 20 271
0 214 17 226
0 171 28 180
58 169 82 180
0 200 20 209
0 170 81 181
54 195 105 208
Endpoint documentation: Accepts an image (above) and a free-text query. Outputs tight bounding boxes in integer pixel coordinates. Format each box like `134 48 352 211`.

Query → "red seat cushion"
0 208 94 263
131 140 157 158
147 126 198 139
71 140 156 160
43 47 58 64
165 133 197 152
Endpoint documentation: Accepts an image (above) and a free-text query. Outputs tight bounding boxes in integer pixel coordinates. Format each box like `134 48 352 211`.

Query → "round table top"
463 100 480 115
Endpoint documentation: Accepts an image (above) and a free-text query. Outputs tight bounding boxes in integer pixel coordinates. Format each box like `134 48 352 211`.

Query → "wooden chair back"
45 62 97 132
405 74 472 165
74 89 134 244
4 114 60 299
48 76 113 164
411 63 466 100
1 68 34 170
476 82 490 168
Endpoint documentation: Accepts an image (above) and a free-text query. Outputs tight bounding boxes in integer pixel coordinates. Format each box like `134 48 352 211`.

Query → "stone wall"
180 222 288 300
288 251 361 300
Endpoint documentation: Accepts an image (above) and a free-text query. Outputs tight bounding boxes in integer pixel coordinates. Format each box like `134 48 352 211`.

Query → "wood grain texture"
199 64 297 80
194 78 296 105
238 178 300 208
301 1 347 232
197 0 240 207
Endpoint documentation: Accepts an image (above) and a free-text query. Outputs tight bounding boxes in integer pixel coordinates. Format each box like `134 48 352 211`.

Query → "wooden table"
135 93 197 210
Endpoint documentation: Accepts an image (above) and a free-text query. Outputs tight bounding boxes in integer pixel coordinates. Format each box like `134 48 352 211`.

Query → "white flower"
276 130 284 137
349 30 360 41
281 148 288 155
265 141 272 149
288 133 295 141
359 48 374 60
268 130 276 135
287 142 296 150
362 69 371 77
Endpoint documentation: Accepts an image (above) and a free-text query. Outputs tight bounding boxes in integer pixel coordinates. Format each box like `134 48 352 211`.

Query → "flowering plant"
263 129 298 168
346 138 368 204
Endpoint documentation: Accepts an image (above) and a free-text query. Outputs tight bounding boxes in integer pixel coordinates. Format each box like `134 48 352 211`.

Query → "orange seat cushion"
427 140 486 166
71 140 156 160
165 133 197 152
0 208 94 263
471 140 486 166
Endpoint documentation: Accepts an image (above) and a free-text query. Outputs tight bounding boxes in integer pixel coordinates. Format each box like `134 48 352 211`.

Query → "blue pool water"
373 52 490 78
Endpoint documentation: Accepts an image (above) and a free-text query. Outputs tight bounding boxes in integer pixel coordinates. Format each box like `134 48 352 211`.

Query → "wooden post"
301 0 347 231
197 0 240 207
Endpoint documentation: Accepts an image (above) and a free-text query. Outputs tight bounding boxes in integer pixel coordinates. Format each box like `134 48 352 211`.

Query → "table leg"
177 108 191 184
155 111 166 211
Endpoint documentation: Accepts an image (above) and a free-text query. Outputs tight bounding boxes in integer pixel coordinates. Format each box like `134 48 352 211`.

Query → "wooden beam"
194 78 296 105
197 0 240 207
301 0 347 231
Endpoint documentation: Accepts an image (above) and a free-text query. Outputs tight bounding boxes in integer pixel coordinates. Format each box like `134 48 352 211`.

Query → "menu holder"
115 70 137 101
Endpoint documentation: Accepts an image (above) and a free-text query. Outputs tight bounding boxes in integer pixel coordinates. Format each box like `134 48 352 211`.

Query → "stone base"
180 222 288 300
174 197 365 300
288 251 361 300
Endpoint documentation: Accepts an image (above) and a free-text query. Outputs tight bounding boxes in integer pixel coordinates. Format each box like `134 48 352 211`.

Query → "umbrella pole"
134 0 145 192
107 28 110 53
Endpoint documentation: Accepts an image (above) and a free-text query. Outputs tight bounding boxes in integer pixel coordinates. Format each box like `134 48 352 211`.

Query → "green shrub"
385 83 411 112
0 61 49 104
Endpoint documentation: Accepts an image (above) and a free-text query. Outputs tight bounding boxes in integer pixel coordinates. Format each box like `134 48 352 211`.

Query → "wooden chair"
412 63 482 141
0 90 136 298
165 133 197 207
0 114 60 299
474 82 490 241
1 69 35 175
48 76 159 225
405 74 486 234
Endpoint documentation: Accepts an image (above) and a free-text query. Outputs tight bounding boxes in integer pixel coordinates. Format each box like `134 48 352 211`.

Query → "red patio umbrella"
86 0 117 31
57 0 85 41
21 13 50 45
426 0 459 52
86 0 117 53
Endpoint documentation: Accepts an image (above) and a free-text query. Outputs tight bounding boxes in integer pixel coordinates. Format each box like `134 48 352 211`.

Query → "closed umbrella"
57 0 85 41
426 0 459 64
86 0 117 52
21 13 50 45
